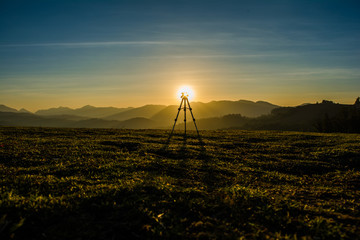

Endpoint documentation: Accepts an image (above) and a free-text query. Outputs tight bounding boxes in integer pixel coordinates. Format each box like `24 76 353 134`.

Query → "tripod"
168 92 201 140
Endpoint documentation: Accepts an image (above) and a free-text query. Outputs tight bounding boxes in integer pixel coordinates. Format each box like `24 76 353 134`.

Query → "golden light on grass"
176 85 195 101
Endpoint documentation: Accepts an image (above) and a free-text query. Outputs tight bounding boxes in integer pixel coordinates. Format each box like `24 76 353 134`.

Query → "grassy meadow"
0 127 359 239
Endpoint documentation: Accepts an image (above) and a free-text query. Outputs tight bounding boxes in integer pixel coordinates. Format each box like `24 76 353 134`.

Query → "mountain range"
180 99 360 132
0 100 277 129
35 105 134 118
1 98 359 132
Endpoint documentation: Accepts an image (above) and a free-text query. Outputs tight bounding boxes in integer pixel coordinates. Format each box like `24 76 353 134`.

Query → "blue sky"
1 0 359 111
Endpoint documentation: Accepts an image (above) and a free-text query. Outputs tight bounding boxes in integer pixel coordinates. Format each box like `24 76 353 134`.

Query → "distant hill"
0 112 157 129
245 100 358 131
67 117 157 129
105 105 167 121
176 99 360 133
35 106 72 115
42 114 91 121
181 100 359 132
0 104 20 113
119 117 158 129
35 105 133 118
19 108 32 113
67 118 123 128
0 104 32 114
0 112 74 128
175 114 250 130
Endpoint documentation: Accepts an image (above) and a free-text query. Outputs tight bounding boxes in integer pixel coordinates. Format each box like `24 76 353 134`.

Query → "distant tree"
355 97 360 108
316 106 360 133
321 100 334 104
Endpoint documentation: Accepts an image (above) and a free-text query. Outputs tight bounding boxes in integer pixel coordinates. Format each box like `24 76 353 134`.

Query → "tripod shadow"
161 131 204 158
161 133 188 159
197 141 217 191
160 132 218 191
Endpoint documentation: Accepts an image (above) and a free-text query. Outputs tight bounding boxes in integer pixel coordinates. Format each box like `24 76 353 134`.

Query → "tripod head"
181 92 189 99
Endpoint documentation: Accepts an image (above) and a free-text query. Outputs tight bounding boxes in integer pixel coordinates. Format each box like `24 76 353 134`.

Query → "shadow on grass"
156 132 225 191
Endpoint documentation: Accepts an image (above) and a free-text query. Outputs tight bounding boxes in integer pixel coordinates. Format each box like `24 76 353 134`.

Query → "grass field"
0 127 359 239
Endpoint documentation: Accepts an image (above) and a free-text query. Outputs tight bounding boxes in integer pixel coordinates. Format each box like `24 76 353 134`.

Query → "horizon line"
2 97 359 113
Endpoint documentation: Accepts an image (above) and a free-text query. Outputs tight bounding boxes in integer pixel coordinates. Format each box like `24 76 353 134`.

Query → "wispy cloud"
0 41 172 48
134 54 277 59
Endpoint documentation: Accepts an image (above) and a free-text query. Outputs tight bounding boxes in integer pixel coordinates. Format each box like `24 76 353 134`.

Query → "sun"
176 85 195 101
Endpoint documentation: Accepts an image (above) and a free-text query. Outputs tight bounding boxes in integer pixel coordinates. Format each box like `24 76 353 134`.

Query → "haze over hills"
1 98 359 132
0 99 277 129
151 100 278 126
105 105 167 121
181 99 360 132
0 112 158 129
1 100 278 120
0 104 22 113
35 105 133 118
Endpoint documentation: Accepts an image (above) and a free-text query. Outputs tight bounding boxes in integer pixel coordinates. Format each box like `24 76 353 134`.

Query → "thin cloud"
0 41 172 48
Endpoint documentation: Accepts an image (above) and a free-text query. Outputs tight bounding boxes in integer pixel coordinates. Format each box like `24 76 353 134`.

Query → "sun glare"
176 85 195 101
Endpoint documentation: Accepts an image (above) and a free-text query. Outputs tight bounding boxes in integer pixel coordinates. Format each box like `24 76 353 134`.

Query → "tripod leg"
186 99 201 139
168 98 183 140
184 98 186 138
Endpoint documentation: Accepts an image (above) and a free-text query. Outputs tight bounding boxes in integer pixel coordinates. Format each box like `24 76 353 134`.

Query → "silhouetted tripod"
168 92 201 140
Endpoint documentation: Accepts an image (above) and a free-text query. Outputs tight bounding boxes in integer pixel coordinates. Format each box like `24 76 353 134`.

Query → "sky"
0 0 360 111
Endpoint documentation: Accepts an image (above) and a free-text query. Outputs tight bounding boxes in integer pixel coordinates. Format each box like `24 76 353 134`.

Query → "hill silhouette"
0 112 158 129
35 105 133 118
18 108 32 113
243 101 348 131
151 100 277 126
105 105 167 121
0 112 74 128
0 104 29 113
176 99 360 133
